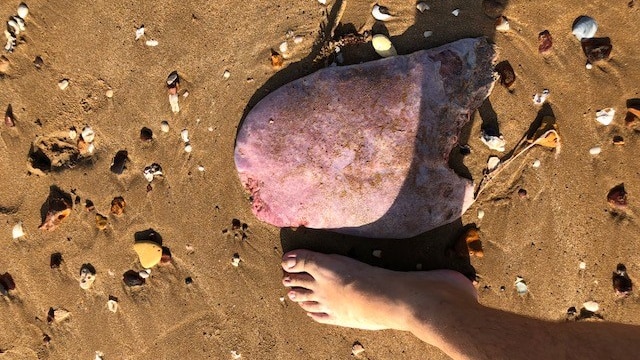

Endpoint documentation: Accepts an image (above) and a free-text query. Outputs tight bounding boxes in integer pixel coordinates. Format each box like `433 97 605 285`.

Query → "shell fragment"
572 16 597 41
12 222 24 239
480 133 506 152
372 4 392 21
595 108 615 125
416 2 430 12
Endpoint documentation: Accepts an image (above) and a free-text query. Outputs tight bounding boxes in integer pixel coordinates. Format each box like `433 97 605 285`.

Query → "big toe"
281 249 325 274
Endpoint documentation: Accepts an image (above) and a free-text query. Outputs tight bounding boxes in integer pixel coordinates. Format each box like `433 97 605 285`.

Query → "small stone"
105 89 113 98
612 263 632 297
538 30 553 54
184 143 193 153
95 214 108 230
138 269 150 279
481 133 506 152
198 165 205 172
169 93 179 113
110 196 126 215
585 62 593 70
160 247 172 264
58 79 69 90
451 8 460 16
581 37 612 63
613 135 624 145
182 90 189 98
518 188 527 198
85 199 95 211
423 30 433 38
134 241 163 268
160 120 170 133
372 250 382 258
486 156 500 171
371 34 397 58
607 184 627 210
145 39 158 47
416 2 430 12
223 70 231 80
495 61 515 88
107 297 119 312
12 222 24 239
532 159 541 168
582 300 599 312
50 253 63 268
181 129 190 142
589 147 601 155
81 126 95 143
533 89 550 105
185 277 193 284
110 150 128 174
293 35 304 44
231 350 242 359
271 50 284 69
279 41 288 54
482 0 505 18
50 308 71 323
579 261 587 270
0 273 16 295
140 127 153 141
515 277 528 295
477 209 485 219
33 55 43 69
352 342 365 356
231 253 241 267
17 3 29 20
123 270 145 286
79 264 96 290
495 16 509 32
135 25 145 40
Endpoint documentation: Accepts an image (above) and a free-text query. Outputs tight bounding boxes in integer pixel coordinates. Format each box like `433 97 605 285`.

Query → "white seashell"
58 79 69 90
197 165 205 172
135 25 145 40
107 299 118 313
169 93 180 113
589 146 601 155
585 62 593 70
532 159 541 168
184 143 192 153
12 222 24 239
532 89 550 105
105 89 113 98
423 31 433 38
138 270 150 279
595 108 615 125
514 277 528 295
372 250 382 258
495 17 510 32
572 16 597 41
17 3 29 20
371 34 397 58
451 8 460 16
480 133 506 152
53 309 71 323
582 300 599 312
579 261 586 270
487 156 500 171
293 35 304 44
82 126 95 143
181 129 189 143
7 20 20 35
416 2 430 12
279 41 288 54
160 121 169 133
145 39 158 47
79 266 96 290
372 4 392 21
222 70 231 80
477 209 485 220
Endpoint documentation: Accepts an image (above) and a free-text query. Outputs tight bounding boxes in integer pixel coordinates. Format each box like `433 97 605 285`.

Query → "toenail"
283 276 291 283
284 257 297 269
288 291 296 300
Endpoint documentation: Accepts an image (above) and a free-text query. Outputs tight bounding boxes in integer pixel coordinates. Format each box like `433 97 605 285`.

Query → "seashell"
607 183 627 210
538 30 552 53
231 253 241 267
486 156 500 171
495 16 509 32
279 41 288 54
12 222 24 239
95 213 108 230
371 34 397 58
589 146 601 155
135 25 144 40
181 128 189 142
81 126 95 143
423 30 433 38
451 8 460 16
222 70 231 80
595 108 615 125
58 79 69 90
107 296 118 313
17 3 29 20
495 61 515 87
532 89 549 105
143 163 163 182
122 270 145 286
169 93 179 113
184 143 192 153
145 39 158 46
110 196 126 215
480 133 506 152
532 159 541 168
372 4 392 21
572 16 597 40
581 37 612 63
160 120 170 133
582 301 599 312
416 2 430 12
352 342 365 356
514 277 528 295
79 264 96 290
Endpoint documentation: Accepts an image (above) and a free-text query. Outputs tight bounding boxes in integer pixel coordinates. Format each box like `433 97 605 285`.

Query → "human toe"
282 272 315 288
287 287 315 302
299 301 325 313
281 249 323 273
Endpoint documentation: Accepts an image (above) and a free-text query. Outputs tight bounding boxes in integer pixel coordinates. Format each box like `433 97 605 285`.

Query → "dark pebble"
161 246 172 264
518 188 527 198
567 306 577 316
140 127 153 141
538 30 553 54
110 150 129 174
612 263 633 296
607 184 627 210
123 270 145 286
231 218 241 230
482 0 505 18
33 55 44 69
185 277 193 284
50 253 63 268
613 135 624 145
495 61 515 88
459 144 471 155
0 272 15 292
581 37 612 63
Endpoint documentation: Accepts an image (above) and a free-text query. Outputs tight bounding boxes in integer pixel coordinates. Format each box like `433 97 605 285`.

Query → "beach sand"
0 0 638 359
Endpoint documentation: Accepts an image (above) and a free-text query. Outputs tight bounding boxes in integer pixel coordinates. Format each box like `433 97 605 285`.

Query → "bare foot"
281 249 477 332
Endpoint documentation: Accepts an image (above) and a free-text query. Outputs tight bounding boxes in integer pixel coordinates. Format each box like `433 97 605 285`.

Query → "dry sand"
0 0 639 359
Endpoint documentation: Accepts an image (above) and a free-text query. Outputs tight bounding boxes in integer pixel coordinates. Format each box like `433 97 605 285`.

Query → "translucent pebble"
589 147 601 155
145 39 159 47
181 129 190 142
532 159 541 168
371 34 397 58
572 16 597 40
222 70 231 80
451 8 460 16
160 121 169 133
12 222 24 239
58 79 69 90
514 277 528 295
583 300 599 312
477 209 485 219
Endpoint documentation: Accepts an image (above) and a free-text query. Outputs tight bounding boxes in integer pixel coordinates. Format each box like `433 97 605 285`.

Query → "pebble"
184 143 193 153
579 261 586 270
352 342 365 356
372 4 392 21
160 120 170 133
95 351 105 360
181 129 190 142
110 150 128 174
49 308 71 323
79 264 96 290
581 37 612 63
140 127 153 141
495 61 515 87
185 277 193 284
145 39 158 47
81 126 95 143
134 242 163 268
482 0 505 18
138 269 150 279
271 51 284 69
538 30 553 54
589 147 601 155
231 350 242 359
123 270 145 286
477 209 485 219
223 70 231 80
372 250 382 258
143 163 163 182
50 253 63 268
231 253 241 267
518 188 527 198
107 296 118 313
105 89 113 98
613 135 624 145
0 272 15 295
110 196 126 215
486 156 500 171
95 214 108 230
582 301 599 312
33 55 43 69
572 16 597 40
532 159 541 168
58 79 69 90
17 3 29 20
160 247 172 264
612 263 633 296
12 222 24 239
533 89 550 105
495 17 509 32
169 93 180 113
371 34 397 58
515 277 528 295
135 25 145 40
607 184 627 210
463 228 483 257
423 31 433 38
293 35 304 44
279 41 288 54
416 2 430 12
198 165 205 172
451 8 460 16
